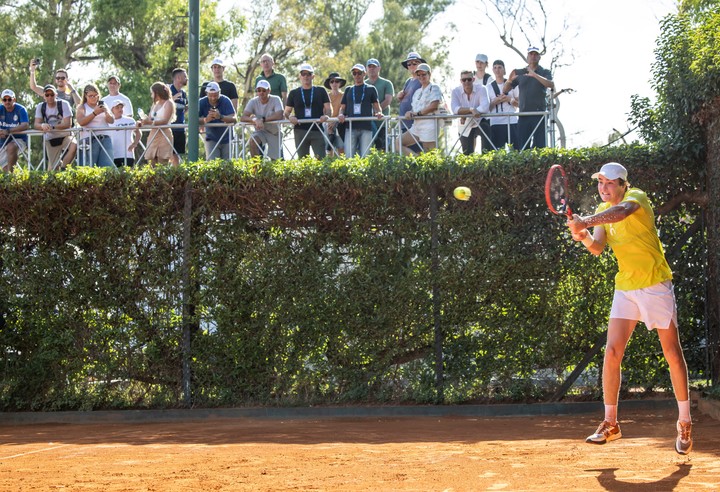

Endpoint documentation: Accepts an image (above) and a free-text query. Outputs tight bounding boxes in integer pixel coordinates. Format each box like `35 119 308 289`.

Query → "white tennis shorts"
610 280 678 330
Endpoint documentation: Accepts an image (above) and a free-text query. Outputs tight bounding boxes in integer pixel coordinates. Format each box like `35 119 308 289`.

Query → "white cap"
111 100 125 109
210 57 225 67
527 46 541 54
351 63 366 73
591 162 628 181
415 63 431 73
256 80 271 90
475 54 488 62
1 89 15 99
206 81 221 93
299 63 314 73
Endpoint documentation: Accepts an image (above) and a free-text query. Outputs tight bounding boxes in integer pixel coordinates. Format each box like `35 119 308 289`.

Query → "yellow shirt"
596 188 672 291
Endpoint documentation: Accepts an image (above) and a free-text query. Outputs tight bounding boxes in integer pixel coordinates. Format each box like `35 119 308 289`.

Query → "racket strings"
549 176 569 214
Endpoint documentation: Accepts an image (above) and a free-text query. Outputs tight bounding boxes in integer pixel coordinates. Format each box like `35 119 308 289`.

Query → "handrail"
5 109 551 170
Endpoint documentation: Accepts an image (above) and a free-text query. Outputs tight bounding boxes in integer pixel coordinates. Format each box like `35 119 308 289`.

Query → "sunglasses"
351 71 363 76
329 80 341 84
256 88 268 93
55 76 66 80
44 92 56 97
461 77 473 82
416 71 429 76
300 72 312 76
407 61 420 66
2 98 12 102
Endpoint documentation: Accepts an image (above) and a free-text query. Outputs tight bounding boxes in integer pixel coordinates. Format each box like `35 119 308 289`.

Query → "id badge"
304 108 312 118
353 104 361 115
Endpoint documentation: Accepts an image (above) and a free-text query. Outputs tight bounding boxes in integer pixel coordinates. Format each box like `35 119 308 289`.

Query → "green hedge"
0 146 708 410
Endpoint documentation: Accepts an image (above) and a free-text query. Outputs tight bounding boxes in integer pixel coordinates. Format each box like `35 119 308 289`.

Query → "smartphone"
98 100 105 107
33 58 41 66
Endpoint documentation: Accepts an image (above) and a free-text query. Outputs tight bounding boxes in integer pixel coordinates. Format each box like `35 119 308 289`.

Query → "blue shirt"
199 95 235 143
0 103 29 143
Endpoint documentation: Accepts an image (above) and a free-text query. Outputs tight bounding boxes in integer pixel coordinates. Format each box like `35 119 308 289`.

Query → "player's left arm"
568 201 640 234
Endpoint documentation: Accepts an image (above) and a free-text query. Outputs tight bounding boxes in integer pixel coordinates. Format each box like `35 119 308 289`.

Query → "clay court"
1 406 719 491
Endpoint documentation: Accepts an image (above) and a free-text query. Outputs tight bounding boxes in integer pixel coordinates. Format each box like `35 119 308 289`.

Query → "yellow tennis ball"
453 186 471 201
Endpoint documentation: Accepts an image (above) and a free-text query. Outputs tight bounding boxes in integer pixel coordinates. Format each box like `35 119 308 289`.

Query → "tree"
477 0 577 71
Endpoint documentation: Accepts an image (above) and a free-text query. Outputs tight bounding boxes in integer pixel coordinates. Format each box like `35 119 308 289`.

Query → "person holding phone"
29 59 81 108
76 83 114 167
198 81 236 160
503 46 554 149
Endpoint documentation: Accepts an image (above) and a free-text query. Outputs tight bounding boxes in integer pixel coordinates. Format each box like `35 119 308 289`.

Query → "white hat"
475 54 488 62
111 100 125 108
591 162 628 181
206 81 221 93
256 80 271 90
351 63 366 73
415 63 431 73
210 57 226 67
299 63 314 73
1 89 15 99
527 46 541 54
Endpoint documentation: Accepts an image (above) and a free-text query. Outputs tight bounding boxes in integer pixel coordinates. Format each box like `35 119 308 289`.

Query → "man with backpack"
34 84 76 170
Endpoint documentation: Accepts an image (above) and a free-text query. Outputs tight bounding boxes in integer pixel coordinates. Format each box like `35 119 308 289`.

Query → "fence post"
429 183 444 402
181 179 193 406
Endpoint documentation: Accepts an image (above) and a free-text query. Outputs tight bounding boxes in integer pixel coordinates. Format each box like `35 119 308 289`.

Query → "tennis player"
567 162 693 455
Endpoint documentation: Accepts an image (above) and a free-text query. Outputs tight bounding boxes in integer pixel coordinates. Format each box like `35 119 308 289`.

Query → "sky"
223 0 676 149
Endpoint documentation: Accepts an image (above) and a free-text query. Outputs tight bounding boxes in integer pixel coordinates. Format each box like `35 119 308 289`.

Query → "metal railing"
4 108 554 170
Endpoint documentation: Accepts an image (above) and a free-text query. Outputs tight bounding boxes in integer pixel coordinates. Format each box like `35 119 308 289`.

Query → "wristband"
581 233 594 248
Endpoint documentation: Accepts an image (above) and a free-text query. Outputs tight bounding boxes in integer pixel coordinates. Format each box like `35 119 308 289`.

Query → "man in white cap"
503 46 554 149
198 81 237 160
567 162 693 456
241 79 284 160
474 54 491 85
283 63 330 158
200 57 239 112
34 84 77 170
365 58 394 151
337 64 384 157
0 89 29 172
102 75 134 118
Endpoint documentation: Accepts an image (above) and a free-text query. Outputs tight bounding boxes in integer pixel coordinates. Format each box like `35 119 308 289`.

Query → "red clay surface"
1 409 719 491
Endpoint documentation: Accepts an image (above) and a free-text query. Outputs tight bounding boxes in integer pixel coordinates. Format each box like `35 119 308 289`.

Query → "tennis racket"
544 164 573 218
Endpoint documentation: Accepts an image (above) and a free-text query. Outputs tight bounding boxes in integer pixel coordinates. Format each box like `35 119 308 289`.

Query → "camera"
33 58 41 66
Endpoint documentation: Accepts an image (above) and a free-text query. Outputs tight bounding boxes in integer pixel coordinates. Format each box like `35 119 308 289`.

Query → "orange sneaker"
675 420 693 455
586 420 622 444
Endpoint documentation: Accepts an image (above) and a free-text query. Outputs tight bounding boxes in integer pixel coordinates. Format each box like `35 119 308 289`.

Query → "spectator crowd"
0 48 554 172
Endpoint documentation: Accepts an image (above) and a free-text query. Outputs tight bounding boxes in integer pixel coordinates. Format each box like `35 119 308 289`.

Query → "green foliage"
630 8 720 156
0 148 708 410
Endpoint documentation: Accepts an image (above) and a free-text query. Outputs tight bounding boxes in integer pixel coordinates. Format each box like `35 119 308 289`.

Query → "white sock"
678 400 691 422
604 404 618 424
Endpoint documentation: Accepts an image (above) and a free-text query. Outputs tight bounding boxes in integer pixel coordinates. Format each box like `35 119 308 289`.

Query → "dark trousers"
294 128 326 158
490 124 519 151
518 115 546 149
459 126 482 155
478 118 492 153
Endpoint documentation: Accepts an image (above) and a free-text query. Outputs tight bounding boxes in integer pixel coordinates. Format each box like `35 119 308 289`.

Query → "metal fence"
3 109 555 170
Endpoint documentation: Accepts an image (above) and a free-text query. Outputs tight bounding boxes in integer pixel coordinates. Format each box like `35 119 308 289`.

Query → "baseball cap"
492 60 505 67
415 63 431 73
206 81 221 93
527 46 541 54
351 63 366 73
1 89 15 99
111 100 125 109
210 57 226 67
256 80 271 90
475 54 488 63
366 58 380 67
107 75 121 83
43 84 58 93
591 162 628 181
299 63 314 74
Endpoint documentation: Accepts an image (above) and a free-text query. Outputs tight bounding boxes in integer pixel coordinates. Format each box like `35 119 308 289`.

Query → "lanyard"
351 84 366 108
300 87 314 108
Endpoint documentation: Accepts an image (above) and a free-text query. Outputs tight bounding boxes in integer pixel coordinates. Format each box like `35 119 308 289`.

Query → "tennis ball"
453 186 471 201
